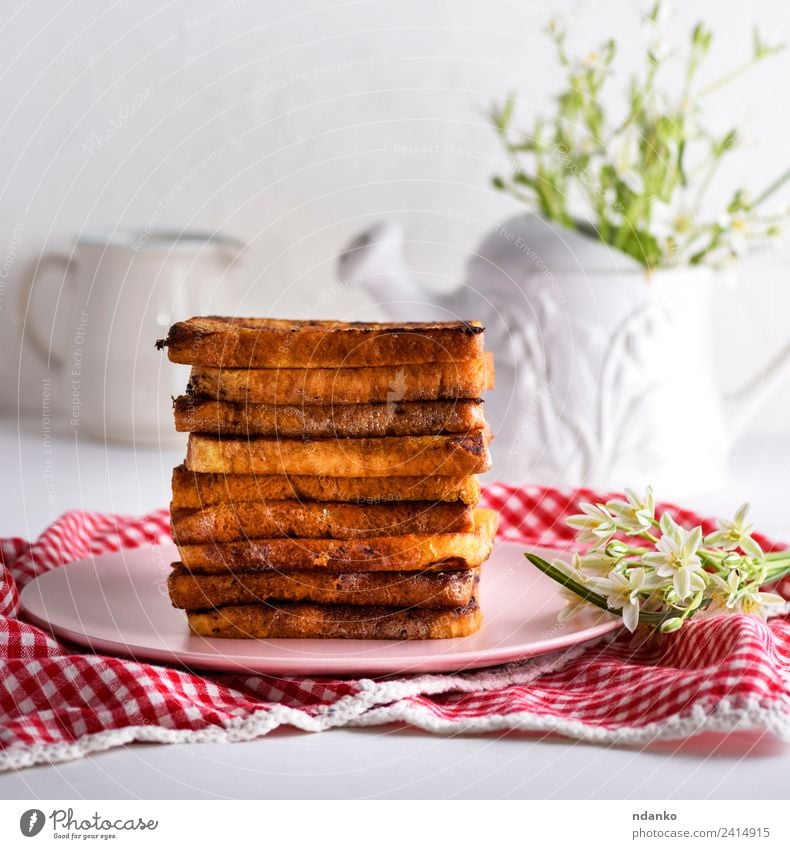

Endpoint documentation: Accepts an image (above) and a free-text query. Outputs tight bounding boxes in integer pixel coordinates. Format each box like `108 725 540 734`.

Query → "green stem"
525 553 675 625
694 151 725 209
699 550 724 571
753 167 790 207
698 54 774 98
763 561 790 582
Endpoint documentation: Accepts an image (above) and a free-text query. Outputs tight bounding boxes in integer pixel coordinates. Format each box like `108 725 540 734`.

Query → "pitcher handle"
18 252 76 369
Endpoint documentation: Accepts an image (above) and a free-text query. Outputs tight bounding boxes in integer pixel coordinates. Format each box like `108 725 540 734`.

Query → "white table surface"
1 416 789 800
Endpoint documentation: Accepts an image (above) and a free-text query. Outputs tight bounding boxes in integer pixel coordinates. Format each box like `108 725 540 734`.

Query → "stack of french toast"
159 317 498 640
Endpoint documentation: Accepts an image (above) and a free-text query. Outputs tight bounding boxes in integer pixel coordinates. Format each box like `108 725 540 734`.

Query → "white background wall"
1 0 789 435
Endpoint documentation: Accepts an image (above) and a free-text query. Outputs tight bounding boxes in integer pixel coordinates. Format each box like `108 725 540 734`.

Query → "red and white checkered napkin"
1 485 789 771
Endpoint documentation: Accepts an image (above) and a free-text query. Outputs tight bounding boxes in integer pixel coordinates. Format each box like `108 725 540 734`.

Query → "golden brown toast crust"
186 598 482 639
186 359 492 405
173 396 486 437
170 465 482 508
171 500 475 544
161 317 485 368
168 567 479 610
185 432 491 476
176 508 498 573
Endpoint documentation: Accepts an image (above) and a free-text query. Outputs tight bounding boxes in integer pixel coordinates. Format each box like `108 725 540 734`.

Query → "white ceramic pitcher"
338 217 790 495
21 230 243 445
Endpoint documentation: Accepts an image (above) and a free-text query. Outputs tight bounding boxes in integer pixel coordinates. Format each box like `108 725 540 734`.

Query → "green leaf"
753 25 786 59
691 22 713 54
491 94 516 136
646 2 663 24
524 554 615 614
524 553 677 625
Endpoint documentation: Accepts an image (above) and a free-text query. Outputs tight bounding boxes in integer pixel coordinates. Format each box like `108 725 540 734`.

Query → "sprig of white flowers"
490 2 790 269
526 488 789 633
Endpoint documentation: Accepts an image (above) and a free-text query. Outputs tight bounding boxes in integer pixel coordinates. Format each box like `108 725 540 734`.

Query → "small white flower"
642 521 705 600
705 503 764 559
706 569 742 614
707 572 786 620
647 38 672 62
606 486 655 534
581 50 600 70
557 585 590 622
737 590 788 620
551 555 593 622
566 502 618 548
588 567 661 632
578 550 616 575
551 554 583 579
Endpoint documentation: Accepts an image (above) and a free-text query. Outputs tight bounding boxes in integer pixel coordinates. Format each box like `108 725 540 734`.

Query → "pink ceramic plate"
19 539 619 676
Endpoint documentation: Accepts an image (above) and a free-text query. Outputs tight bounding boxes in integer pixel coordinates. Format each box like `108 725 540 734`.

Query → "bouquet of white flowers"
527 489 789 633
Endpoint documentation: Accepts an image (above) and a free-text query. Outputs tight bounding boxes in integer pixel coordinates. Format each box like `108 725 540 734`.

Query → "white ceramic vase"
339 216 790 495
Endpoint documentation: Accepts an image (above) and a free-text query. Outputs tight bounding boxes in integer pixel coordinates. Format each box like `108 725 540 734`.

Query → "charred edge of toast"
168 563 474 579
186 597 480 616
190 430 489 447
180 391 485 406
173 396 488 437
344 321 484 336
165 322 209 351
169 500 470 522
175 556 476 574
172 318 484 337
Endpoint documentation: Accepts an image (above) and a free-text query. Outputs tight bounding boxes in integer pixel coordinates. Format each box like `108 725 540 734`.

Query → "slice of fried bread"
186 357 493 405
185 432 491 476
173 396 486 437
168 567 479 610
170 465 482 508
160 317 485 368
171 500 475 544
176 508 498 573
186 597 482 639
